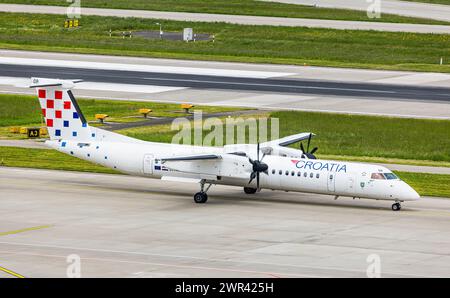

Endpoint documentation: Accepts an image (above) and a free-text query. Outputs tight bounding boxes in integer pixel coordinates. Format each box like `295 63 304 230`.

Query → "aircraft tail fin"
31 77 92 141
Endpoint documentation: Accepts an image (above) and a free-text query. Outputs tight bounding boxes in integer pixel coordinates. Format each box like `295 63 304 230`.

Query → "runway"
265 0 450 23
2 63 449 102
0 167 449 278
0 4 449 34
1 50 450 119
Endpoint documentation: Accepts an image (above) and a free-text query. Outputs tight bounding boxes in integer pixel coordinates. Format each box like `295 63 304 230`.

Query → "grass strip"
0 12 449 73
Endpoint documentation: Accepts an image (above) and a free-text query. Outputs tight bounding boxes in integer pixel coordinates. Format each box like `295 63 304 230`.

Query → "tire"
194 192 208 203
392 203 401 211
243 187 257 194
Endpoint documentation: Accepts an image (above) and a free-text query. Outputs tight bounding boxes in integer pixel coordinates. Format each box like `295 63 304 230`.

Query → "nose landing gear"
244 187 257 194
392 202 402 211
194 192 208 204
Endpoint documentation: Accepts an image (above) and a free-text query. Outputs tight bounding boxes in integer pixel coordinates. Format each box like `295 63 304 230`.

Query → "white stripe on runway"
0 57 295 79
0 76 187 94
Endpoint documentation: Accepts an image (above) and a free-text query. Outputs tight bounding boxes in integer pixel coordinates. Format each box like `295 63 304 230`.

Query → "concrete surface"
375 163 450 175
264 0 450 22
0 167 449 278
0 4 449 34
3 64 449 102
0 139 49 149
1 50 449 120
2 50 450 88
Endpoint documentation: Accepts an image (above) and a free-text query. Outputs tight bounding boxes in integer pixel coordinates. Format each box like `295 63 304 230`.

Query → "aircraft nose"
400 181 420 201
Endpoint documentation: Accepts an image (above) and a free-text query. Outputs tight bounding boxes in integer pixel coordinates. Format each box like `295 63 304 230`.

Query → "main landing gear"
194 179 211 204
243 187 257 194
392 202 402 211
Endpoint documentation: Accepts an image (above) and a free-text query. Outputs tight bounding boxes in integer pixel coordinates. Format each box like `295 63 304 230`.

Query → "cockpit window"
383 173 398 180
371 173 385 180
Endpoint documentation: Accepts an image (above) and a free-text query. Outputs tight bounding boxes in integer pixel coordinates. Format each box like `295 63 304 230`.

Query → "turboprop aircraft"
29 78 420 211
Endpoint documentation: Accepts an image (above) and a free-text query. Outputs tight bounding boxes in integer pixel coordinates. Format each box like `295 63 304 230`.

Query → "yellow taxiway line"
0 266 25 278
0 225 52 278
0 225 52 236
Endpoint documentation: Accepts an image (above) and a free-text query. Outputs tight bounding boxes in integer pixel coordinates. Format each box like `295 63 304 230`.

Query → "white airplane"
30 78 420 211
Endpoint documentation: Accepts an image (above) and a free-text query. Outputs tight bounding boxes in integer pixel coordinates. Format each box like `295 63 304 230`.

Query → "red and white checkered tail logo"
36 87 91 141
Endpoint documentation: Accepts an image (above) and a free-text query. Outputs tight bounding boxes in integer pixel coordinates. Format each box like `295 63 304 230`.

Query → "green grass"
272 111 450 162
0 93 241 129
0 13 449 73
0 94 42 126
1 146 448 197
0 146 118 173
0 0 447 24
116 111 450 163
395 171 450 197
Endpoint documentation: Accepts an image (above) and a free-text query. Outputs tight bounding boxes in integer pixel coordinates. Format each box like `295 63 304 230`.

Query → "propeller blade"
310 147 318 154
306 133 312 153
257 142 260 161
261 153 266 162
300 142 305 153
256 171 260 189
249 171 256 184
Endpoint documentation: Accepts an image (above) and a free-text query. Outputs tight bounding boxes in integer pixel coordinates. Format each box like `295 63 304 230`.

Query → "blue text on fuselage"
294 160 347 173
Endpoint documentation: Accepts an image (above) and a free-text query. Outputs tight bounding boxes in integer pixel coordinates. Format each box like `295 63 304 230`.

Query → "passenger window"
291 171 295 176
279 170 282 175
297 171 301 177
285 170 289 176
304 172 307 177
371 173 386 180
272 169 275 175
310 172 314 178
316 173 320 178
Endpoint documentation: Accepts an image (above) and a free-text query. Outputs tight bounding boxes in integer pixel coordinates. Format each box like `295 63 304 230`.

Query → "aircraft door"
347 175 356 191
327 172 336 192
143 154 154 175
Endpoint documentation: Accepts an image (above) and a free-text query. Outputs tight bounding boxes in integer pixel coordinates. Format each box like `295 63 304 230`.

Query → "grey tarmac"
264 0 450 23
0 167 449 278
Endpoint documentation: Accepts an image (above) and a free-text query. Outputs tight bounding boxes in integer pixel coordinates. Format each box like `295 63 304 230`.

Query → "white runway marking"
0 243 439 278
143 77 397 94
0 249 313 278
0 76 187 94
0 57 295 79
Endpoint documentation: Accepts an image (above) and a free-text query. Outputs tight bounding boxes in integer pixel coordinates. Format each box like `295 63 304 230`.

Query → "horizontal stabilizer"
29 77 83 89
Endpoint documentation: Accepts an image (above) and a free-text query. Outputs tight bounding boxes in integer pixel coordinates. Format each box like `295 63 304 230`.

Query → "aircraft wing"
262 132 314 147
161 154 221 162
160 153 251 180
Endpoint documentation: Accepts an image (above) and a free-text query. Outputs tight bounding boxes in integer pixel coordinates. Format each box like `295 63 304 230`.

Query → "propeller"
300 133 318 159
248 142 269 189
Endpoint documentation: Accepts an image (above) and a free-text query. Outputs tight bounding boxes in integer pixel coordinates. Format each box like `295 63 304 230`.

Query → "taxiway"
0 167 449 278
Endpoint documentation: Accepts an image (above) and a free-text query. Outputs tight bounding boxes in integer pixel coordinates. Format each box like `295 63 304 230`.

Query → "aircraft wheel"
194 192 208 204
392 202 401 211
244 187 257 194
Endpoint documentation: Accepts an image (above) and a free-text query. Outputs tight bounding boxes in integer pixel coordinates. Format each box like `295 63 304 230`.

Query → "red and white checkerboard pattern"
37 87 88 140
